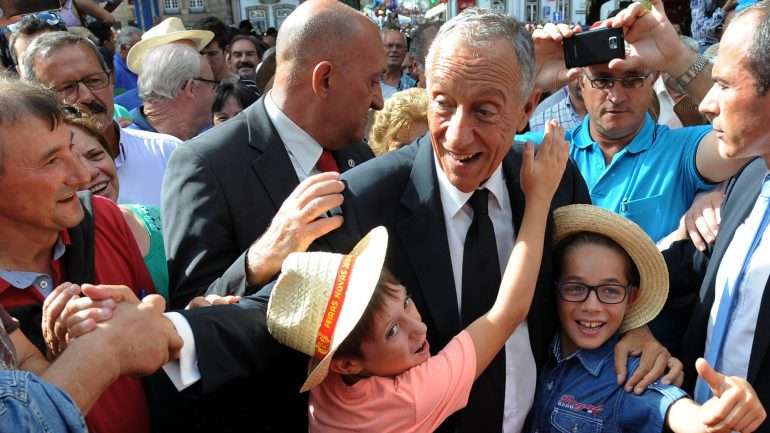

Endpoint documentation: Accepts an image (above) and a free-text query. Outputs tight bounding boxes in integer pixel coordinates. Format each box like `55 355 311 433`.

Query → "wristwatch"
668 54 709 94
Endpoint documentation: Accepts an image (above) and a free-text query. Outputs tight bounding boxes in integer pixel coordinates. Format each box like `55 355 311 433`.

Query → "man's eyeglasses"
50 72 110 99
556 281 631 304
583 74 651 90
193 77 219 89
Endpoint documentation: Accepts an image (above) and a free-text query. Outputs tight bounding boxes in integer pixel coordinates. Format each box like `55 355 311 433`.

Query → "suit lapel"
736 169 770 384
696 172 760 321
396 140 461 342
501 149 524 236
247 98 300 210
332 144 371 172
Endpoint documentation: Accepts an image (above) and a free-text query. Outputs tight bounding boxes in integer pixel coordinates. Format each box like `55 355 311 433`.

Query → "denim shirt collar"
574 113 656 155
551 333 621 377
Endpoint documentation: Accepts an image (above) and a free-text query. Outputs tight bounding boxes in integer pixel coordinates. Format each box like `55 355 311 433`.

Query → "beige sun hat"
552 204 668 333
126 17 213 74
267 226 389 392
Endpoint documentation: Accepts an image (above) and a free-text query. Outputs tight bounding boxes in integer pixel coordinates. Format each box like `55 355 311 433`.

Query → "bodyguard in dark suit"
161 0 384 310
149 1 384 431
663 4 770 431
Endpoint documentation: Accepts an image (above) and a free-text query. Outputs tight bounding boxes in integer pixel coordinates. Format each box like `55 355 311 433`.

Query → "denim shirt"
527 334 687 433
0 370 87 433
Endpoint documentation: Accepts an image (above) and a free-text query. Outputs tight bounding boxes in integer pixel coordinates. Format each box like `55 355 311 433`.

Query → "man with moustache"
227 34 261 83
21 31 180 207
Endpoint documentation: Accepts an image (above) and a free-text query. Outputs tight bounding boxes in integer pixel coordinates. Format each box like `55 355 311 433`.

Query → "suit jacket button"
347 159 355 168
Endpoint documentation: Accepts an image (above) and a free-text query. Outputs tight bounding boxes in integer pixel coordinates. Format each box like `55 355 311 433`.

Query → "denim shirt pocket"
551 407 604 433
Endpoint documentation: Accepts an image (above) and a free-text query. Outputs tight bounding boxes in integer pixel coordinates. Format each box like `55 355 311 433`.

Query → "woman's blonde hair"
368 88 429 156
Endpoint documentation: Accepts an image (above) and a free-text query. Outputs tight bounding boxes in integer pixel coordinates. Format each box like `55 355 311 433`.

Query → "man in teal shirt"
522 31 748 243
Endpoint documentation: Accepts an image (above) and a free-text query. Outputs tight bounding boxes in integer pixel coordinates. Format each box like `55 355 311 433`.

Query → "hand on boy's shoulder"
625 357 685 394
614 327 684 393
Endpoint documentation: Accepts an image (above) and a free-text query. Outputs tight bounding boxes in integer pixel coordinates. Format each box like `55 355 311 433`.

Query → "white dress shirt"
707 174 770 379
116 127 180 207
264 91 325 181
163 93 330 390
434 158 537 433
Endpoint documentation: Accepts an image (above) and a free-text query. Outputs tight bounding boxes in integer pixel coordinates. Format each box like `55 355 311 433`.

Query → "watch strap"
670 54 709 93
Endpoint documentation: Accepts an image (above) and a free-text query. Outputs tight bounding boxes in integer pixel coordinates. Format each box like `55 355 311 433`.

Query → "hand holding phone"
563 27 625 69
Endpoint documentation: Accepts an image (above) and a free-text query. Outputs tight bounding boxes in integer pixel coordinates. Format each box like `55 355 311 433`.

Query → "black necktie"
460 188 505 433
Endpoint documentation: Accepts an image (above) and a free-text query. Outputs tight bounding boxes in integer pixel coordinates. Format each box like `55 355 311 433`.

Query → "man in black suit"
161 0 385 309
323 9 680 433
663 3 770 430
148 1 384 430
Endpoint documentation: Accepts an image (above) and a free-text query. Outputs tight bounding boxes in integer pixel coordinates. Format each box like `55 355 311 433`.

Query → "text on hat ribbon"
314 254 356 359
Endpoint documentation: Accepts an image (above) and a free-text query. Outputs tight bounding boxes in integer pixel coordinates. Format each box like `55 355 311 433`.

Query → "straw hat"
552 205 668 333
127 17 213 74
267 226 389 392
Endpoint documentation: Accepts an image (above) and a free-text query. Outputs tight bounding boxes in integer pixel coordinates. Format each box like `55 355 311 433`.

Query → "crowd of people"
0 0 770 431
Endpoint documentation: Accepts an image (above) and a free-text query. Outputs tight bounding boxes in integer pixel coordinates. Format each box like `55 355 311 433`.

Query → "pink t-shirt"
309 330 476 433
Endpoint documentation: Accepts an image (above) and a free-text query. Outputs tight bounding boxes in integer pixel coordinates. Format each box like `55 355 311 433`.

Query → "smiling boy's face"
355 282 431 376
557 243 634 357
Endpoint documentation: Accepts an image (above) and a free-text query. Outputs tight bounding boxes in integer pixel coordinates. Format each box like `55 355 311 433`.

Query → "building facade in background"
122 0 687 34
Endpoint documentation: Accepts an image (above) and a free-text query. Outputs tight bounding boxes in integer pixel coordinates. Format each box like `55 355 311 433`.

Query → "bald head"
275 0 378 85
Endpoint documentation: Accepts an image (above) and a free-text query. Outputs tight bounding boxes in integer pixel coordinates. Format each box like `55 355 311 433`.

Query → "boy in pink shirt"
266 121 569 432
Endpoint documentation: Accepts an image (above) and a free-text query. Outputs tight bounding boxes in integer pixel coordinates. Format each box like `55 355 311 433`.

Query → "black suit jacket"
162 97 374 309
326 137 591 430
163 138 589 432
666 158 770 431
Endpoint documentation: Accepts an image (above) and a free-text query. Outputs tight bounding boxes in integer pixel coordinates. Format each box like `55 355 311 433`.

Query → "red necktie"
316 150 340 173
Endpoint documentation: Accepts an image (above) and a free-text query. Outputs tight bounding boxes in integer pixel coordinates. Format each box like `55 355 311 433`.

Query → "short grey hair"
138 44 202 103
21 31 109 82
116 26 142 49
426 8 535 98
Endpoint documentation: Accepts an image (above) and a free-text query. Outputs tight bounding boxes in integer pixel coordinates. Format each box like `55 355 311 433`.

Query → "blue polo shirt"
527 334 688 433
519 114 714 241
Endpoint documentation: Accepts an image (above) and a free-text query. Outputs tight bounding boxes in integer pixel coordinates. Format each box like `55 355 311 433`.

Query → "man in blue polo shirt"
524 23 749 243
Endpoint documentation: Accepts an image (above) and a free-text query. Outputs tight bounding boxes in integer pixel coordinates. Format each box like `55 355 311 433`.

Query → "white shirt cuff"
162 312 201 391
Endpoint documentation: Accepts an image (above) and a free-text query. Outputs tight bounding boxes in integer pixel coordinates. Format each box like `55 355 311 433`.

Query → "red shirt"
0 196 155 433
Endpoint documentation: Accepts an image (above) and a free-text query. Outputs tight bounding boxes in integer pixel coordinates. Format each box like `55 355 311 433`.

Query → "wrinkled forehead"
428 35 519 80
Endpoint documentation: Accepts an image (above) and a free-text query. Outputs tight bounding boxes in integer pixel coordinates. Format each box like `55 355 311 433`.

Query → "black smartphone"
563 27 625 69
0 0 62 18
